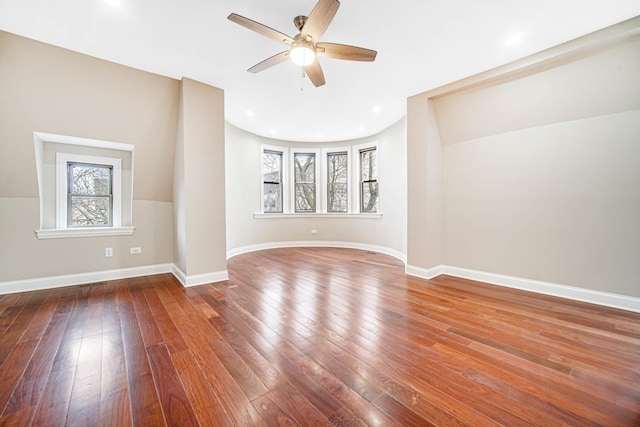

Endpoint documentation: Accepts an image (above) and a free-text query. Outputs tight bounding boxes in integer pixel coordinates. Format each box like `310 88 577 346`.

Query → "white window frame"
291 148 320 214
34 132 135 239
255 142 381 218
321 147 352 214
56 153 122 229
261 144 289 214
352 141 379 214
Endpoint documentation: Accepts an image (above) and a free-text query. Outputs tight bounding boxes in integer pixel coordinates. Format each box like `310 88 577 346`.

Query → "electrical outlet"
130 247 142 254
311 229 318 235
105 247 113 257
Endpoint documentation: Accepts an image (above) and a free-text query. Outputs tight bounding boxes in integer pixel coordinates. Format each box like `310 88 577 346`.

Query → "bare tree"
327 152 348 212
360 149 378 212
294 153 315 212
68 164 111 226
262 151 282 212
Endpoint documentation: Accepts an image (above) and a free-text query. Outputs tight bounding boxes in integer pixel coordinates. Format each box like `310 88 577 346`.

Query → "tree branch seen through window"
67 163 113 227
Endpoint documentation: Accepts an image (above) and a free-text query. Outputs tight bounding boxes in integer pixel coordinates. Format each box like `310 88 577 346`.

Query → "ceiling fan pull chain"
301 69 306 92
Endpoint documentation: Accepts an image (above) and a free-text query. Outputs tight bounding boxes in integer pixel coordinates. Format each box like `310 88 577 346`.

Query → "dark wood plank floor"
1 247 639 426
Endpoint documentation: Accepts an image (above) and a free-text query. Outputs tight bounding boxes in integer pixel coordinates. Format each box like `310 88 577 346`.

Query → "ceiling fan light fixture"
290 45 315 67
290 36 316 66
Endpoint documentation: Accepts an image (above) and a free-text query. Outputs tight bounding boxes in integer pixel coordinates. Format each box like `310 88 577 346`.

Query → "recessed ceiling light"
245 110 254 117
358 126 365 132
372 105 382 114
504 32 525 46
269 128 276 135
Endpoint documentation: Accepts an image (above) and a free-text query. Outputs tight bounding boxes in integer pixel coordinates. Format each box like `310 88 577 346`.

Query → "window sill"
254 213 382 219
35 226 135 240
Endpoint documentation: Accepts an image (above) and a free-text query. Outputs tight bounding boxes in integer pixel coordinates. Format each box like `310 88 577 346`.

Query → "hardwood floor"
0 247 639 426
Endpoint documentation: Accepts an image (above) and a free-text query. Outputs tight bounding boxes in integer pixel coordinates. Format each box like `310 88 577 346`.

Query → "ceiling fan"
228 0 377 87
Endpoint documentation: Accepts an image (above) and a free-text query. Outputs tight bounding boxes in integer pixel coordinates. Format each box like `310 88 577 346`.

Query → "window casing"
67 162 114 227
327 151 348 213
57 153 122 229
34 132 134 239
262 149 284 213
294 152 316 213
359 147 378 213
259 142 377 216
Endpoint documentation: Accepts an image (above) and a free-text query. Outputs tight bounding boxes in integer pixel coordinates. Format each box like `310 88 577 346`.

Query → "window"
294 153 316 213
327 151 348 212
262 149 283 213
34 132 134 239
257 142 379 216
67 162 114 227
359 147 378 213
57 152 122 229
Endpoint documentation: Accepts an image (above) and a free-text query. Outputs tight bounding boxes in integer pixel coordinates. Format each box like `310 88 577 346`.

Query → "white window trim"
321 147 352 214
33 132 135 239
56 153 122 229
257 141 381 218
254 212 382 219
291 148 320 213
352 141 379 214
35 227 136 240
261 144 289 214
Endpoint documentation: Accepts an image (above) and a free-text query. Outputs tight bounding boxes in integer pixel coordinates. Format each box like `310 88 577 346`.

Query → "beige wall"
442 110 640 297
434 36 640 146
173 78 227 277
225 119 407 258
406 97 442 271
430 34 640 297
0 31 179 282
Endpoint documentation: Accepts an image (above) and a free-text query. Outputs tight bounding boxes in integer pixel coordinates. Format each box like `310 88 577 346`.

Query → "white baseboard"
0 264 173 295
406 264 443 280
409 264 640 313
171 264 229 288
5 257 637 314
227 241 407 264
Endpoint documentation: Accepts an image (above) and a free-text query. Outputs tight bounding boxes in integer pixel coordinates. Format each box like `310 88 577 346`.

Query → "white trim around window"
258 141 380 217
56 153 122 229
291 148 320 213
261 144 289 214
33 132 135 239
321 147 352 214
353 141 379 214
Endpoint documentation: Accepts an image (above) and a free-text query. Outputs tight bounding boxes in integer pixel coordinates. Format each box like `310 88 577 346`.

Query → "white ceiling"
1 1 639 142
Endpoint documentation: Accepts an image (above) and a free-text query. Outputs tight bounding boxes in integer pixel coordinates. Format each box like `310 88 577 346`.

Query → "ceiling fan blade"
301 0 340 41
304 60 326 87
316 42 377 62
228 13 294 45
248 51 290 73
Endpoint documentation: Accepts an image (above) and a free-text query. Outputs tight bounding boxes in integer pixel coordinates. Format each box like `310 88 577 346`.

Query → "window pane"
68 162 113 227
70 196 111 226
361 182 378 212
360 149 377 181
263 151 282 183
295 184 315 212
294 153 315 182
328 152 348 212
294 153 315 213
263 183 282 213
328 152 348 182
69 164 111 195
263 150 282 213
328 183 347 212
